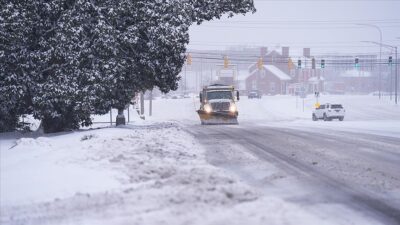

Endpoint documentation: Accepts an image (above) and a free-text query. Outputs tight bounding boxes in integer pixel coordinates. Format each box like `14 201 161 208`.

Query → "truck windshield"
207 91 232 100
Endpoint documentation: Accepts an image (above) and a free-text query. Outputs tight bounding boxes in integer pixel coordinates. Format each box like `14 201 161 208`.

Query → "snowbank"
1 122 343 225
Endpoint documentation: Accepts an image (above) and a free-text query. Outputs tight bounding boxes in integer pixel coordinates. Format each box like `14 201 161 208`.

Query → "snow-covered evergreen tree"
0 0 255 133
0 1 36 131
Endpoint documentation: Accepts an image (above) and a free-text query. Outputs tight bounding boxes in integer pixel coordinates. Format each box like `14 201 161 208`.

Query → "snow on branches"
0 0 255 132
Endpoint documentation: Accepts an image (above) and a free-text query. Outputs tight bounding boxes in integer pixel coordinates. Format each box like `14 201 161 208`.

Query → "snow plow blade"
197 110 238 125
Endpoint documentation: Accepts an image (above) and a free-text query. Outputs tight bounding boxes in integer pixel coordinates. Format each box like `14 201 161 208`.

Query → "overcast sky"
188 0 400 56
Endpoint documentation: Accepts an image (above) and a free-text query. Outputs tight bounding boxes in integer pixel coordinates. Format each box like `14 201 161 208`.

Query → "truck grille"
211 102 230 111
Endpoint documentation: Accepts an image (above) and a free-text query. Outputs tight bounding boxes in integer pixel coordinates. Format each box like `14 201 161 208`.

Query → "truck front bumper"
197 110 238 125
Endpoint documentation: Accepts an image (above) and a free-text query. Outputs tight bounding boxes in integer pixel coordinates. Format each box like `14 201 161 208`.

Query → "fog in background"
188 0 400 55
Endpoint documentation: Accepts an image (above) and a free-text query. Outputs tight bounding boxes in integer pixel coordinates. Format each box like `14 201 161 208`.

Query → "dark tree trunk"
41 115 79 133
116 108 126 126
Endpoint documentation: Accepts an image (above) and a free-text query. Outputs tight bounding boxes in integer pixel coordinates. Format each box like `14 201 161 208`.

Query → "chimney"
303 48 311 58
282 47 289 58
260 47 268 57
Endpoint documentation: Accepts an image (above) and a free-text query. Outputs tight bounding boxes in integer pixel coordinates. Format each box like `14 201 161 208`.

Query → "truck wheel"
323 114 328 121
339 117 344 121
312 114 318 121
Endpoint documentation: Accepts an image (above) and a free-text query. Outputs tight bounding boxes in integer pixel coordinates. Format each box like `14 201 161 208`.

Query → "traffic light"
355 57 359 68
224 56 229 68
288 58 294 70
257 57 264 70
321 59 325 69
187 53 192 65
312 58 316 69
389 56 393 65
298 59 302 69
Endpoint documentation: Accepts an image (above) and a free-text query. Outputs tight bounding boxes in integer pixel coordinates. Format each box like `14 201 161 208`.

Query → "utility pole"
390 57 393 100
149 89 153 117
110 107 112 126
210 67 213 85
184 64 187 94
128 105 130 123
357 24 383 99
395 46 398 104
200 58 203 89
140 92 145 116
363 41 398 104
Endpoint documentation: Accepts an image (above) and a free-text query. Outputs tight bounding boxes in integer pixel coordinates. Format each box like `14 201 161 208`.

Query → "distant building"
246 65 291 95
318 54 379 94
236 70 252 93
339 69 374 93
214 64 237 87
246 47 293 95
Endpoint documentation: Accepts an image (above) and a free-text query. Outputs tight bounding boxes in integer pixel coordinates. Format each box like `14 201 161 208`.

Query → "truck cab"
197 84 239 125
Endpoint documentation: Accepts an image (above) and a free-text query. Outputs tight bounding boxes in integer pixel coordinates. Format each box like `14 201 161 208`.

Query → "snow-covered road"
1 95 399 225
148 94 400 224
187 124 400 224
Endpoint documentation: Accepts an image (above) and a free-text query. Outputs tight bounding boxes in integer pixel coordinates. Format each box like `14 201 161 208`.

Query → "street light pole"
395 46 398 104
357 23 382 99
361 41 398 104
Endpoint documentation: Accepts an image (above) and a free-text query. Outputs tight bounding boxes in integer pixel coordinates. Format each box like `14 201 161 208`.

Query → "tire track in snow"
188 124 400 225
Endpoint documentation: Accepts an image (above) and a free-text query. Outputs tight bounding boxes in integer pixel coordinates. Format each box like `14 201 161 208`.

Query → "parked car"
248 90 261 99
312 103 345 121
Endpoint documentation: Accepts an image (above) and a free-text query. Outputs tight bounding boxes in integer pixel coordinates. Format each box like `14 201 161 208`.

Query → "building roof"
341 69 371 78
263 65 291 81
249 69 258 77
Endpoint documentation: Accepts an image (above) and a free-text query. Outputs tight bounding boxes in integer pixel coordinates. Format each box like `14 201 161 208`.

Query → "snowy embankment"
1 122 332 225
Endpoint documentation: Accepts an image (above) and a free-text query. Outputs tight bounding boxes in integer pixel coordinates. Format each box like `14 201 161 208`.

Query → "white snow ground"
0 121 333 225
146 94 400 137
1 94 399 225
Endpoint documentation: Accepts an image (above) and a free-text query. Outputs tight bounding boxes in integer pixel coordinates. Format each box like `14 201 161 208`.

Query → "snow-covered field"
1 94 399 225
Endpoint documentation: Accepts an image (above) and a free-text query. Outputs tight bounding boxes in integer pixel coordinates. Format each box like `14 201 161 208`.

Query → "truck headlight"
229 104 237 113
204 104 212 113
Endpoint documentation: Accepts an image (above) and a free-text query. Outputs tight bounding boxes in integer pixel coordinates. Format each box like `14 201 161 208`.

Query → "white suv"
312 103 345 121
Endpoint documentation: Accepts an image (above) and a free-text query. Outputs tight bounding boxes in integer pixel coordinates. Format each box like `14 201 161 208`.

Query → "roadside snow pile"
1 122 341 225
1 123 258 225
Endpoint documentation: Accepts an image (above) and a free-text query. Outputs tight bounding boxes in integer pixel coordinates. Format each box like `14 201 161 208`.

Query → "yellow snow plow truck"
197 84 239 125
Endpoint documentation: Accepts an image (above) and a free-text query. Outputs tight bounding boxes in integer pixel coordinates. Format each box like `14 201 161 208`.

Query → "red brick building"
246 48 292 95
246 65 291 95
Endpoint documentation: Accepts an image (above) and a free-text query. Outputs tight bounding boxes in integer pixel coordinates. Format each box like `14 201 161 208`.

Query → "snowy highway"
188 124 400 224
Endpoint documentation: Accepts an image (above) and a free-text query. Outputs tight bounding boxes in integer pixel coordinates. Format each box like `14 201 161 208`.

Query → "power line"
256 0 400 2
188 43 390 49
209 19 400 24
194 24 400 29
186 53 393 61
188 40 400 47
